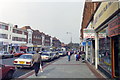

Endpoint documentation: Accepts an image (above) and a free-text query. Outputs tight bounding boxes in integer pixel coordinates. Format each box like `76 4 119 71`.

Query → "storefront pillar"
95 32 99 69
86 41 88 61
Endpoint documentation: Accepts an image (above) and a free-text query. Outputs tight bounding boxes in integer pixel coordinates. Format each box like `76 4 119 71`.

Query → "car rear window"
19 55 32 59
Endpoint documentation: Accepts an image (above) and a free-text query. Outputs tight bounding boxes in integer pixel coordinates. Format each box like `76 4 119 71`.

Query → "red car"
0 64 15 80
14 51 28 57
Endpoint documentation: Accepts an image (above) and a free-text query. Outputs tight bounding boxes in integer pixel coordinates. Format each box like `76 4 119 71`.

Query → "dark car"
0 64 15 80
14 51 28 57
0 51 13 59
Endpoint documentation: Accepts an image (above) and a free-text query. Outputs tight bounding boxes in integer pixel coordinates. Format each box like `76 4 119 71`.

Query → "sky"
0 0 85 44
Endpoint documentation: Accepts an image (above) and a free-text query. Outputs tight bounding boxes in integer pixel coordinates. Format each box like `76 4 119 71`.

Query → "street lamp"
66 32 72 43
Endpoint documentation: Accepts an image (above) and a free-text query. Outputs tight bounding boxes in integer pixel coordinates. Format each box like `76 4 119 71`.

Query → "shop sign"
20 46 28 49
37 45 42 47
81 42 86 46
12 43 19 46
108 15 120 37
33 45 37 47
88 42 92 46
3 42 9 45
83 29 95 38
93 2 119 29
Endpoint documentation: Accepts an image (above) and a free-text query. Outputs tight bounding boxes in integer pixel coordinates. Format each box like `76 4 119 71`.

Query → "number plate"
19 61 25 64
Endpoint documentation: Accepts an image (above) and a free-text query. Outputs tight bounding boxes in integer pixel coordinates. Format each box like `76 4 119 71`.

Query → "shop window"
98 27 111 73
0 34 8 39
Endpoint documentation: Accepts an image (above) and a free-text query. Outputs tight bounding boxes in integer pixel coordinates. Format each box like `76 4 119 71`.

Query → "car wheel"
5 70 14 79
16 67 21 69
11 55 13 58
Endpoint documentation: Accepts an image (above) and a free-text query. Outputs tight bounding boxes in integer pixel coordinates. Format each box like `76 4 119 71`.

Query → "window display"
98 27 112 73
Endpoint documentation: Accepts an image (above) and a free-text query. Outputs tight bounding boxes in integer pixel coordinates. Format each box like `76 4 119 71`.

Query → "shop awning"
20 46 28 49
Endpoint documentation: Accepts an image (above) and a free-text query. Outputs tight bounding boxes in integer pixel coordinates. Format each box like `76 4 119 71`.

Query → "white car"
13 54 33 69
58 51 66 56
41 52 51 61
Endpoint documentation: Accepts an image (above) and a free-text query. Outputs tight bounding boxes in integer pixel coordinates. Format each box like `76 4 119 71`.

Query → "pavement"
24 55 103 79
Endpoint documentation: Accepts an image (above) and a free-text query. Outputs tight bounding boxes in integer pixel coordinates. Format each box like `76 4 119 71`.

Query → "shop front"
0 42 9 52
20 46 28 53
11 43 20 52
92 2 119 78
108 13 120 78
98 27 112 78
83 28 95 65
0 42 7 51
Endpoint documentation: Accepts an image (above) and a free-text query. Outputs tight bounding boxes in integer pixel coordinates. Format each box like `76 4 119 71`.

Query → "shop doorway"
113 36 120 78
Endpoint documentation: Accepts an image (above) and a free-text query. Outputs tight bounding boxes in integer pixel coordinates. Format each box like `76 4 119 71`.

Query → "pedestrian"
32 49 43 76
81 51 85 62
68 51 71 61
74 51 77 60
76 52 80 61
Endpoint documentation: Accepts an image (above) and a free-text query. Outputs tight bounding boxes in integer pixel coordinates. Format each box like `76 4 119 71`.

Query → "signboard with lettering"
108 14 120 37
93 2 119 29
83 29 95 38
81 42 86 46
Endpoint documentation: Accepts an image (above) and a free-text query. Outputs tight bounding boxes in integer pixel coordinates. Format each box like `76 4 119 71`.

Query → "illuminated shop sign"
83 29 95 38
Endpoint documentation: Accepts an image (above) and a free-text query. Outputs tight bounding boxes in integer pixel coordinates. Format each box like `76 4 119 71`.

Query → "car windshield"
16 51 24 53
41 53 49 56
51 53 55 56
19 55 32 59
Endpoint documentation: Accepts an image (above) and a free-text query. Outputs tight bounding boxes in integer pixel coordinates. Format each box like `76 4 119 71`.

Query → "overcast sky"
0 0 85 44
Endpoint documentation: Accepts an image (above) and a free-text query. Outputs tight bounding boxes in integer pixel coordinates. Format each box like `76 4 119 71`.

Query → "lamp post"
66 32 72 43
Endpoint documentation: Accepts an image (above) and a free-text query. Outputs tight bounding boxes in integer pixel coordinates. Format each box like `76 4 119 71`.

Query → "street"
1 56 61 78
0 0 120 79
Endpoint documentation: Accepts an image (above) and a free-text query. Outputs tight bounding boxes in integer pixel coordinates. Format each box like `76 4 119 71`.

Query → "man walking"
32 49 43 76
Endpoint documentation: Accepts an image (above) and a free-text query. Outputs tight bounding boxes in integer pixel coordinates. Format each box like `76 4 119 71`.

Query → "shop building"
52 37 61 48
81 1 120 78
0 22 11 52
32 30 43 51
92 2 120 78
80 1 99 65
12 25 27 52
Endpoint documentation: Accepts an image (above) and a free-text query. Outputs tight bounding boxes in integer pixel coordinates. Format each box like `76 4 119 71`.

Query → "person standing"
68 51 71 61
32 49 43 76
81 51 85 62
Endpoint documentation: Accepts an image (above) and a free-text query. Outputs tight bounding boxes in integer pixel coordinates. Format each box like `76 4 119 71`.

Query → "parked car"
14 51 28 57
52 51 59 59
50 52 56 60
28 51 36 54
41 52 53 61
13 54 33 69
58 51 66 56
0 64 15 80
0 51 13 59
